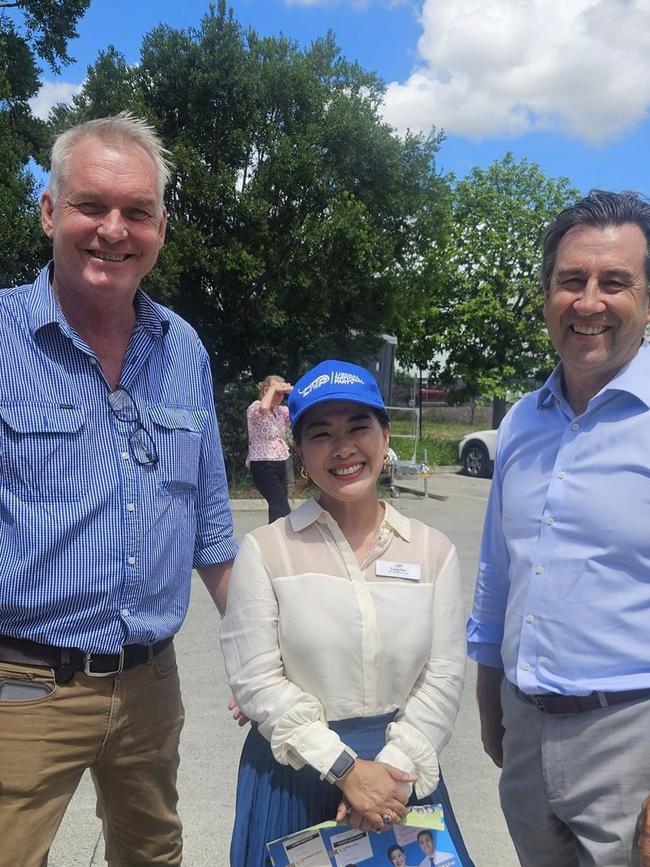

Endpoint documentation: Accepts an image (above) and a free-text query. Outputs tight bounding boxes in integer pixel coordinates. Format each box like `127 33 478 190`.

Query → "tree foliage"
399 153 579 413
50 1 450 473
1 0 90 72
0 135 46 286
0 0 91 286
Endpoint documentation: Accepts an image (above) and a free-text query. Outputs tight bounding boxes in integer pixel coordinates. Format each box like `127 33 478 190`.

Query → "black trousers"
249 460 291 524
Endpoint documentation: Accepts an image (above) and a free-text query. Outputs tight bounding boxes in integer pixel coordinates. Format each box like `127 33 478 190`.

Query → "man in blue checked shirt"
467 190 650 867
0 114 237 866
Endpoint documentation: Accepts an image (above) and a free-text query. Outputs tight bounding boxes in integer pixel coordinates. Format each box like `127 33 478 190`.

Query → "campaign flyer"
266 805 459 867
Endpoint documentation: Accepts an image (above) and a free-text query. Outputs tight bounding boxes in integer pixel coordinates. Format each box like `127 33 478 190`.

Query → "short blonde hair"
257 375 285 398
48 112 173 209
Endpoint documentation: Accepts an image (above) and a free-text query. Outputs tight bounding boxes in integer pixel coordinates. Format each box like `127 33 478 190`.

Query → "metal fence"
387 401 495 466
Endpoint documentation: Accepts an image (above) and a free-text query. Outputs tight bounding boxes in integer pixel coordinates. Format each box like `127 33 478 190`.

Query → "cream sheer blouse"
221 498 465 797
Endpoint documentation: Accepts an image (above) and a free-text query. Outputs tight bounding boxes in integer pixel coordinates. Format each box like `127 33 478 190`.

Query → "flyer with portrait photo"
266 805 460 867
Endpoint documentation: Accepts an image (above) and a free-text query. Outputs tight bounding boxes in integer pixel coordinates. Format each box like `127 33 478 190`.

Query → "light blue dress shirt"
467 342 650 695
0 264 238 653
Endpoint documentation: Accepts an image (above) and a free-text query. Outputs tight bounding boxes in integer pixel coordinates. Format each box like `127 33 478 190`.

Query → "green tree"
400 153 578 426
0 130 46 286
0 0 91 286
51 2 450 476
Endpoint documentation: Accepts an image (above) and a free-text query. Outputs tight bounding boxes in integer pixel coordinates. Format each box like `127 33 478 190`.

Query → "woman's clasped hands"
334 758 416 833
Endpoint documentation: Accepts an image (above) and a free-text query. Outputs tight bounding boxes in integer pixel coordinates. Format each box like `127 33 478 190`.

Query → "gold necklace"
359 503 386 566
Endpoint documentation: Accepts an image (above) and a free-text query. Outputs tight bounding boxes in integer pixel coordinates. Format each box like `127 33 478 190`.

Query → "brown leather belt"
0 634 173 681
515 685 650 715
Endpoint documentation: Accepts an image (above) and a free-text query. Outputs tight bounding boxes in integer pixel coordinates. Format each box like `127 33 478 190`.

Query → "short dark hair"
541 190 650 293
417 829 434 842
387 845 405 857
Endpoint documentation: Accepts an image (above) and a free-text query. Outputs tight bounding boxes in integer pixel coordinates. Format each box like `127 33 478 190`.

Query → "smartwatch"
325 748 357 784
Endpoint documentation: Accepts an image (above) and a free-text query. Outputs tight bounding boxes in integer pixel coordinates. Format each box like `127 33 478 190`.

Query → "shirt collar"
537 341 650 410
537 364 564 409
133 289 170 337
382 501 411 541
288 496 411 541
288 497 323 531
28 263 58 334
28 262 170 338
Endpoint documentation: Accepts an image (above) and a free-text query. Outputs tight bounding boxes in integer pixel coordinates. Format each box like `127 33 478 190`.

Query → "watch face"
330 750 355 779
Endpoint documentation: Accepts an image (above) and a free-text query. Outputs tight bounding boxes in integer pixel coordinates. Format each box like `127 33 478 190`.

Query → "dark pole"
418 368 423 440
491 396 506 429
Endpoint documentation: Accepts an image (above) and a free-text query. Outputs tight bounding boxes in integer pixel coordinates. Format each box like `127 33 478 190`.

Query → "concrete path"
48 473 517 867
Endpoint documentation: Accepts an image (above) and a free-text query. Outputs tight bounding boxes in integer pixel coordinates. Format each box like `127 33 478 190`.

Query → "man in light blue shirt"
468 190 650 867
0 115 237 866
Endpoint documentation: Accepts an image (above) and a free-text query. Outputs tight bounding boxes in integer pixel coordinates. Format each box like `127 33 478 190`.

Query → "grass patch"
389 417 478 465
391 436 458 466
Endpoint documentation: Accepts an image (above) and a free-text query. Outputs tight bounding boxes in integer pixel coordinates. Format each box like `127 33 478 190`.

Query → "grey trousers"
499 679 649 867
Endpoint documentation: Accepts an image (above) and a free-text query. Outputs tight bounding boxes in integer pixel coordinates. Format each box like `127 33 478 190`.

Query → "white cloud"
29 80 84 120
381 0 650 145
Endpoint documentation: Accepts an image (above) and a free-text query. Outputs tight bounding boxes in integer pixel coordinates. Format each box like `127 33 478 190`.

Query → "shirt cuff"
193 536 239 568
467 640 504 668
466 617 504 668
376 720 439 799
267 717 346 778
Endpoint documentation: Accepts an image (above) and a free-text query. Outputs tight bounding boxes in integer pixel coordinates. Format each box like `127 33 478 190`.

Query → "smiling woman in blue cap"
221 360 471 867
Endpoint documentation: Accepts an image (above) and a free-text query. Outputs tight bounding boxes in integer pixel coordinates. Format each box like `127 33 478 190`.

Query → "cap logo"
298 374 330 397
297 370 365 398
332 371 364 386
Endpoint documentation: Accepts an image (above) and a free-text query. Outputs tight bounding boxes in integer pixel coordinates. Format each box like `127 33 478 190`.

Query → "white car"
458 429 497 478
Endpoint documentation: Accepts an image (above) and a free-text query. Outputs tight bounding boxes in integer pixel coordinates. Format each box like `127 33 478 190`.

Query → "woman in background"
246 375 293 523
223 360 472 867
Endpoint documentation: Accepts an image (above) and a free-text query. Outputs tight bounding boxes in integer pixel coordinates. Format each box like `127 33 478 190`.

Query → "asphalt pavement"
48 473 518 867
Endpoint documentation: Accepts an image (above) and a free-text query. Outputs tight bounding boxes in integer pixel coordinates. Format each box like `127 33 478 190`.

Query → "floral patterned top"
246 400 290 463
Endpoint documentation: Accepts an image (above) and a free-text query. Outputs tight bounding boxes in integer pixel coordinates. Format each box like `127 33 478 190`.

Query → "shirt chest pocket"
148 406 206 491
0 403 87 502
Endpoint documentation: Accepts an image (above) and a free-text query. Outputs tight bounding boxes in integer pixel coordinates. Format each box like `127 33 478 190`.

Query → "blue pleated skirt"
229 714 474 867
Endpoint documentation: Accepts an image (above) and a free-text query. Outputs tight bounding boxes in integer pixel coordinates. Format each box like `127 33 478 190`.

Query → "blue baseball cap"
288 359 386 430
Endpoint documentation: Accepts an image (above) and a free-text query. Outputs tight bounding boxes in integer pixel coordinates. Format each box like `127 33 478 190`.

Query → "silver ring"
382 814 392 826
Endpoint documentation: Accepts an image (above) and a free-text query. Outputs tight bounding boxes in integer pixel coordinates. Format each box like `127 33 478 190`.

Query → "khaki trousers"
0 642 185 867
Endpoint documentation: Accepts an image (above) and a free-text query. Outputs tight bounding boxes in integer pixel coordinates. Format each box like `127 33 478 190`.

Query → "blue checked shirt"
0 264 237 653
468 342 650 694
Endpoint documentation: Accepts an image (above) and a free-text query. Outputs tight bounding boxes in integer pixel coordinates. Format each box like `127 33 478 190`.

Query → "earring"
300 465 309 480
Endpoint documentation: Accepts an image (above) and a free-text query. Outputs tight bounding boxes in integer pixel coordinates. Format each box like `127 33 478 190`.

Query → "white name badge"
375 560 421 581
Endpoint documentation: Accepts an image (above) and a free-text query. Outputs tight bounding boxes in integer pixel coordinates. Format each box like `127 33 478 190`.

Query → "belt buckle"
83 649 124 677
532 694 547 711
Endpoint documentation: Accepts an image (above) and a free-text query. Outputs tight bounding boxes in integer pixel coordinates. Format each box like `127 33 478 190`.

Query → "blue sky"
28 0 650 196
